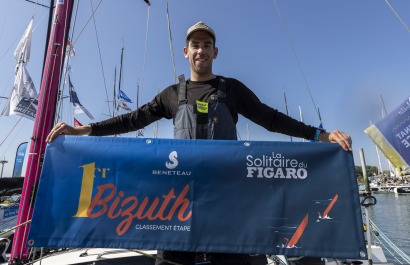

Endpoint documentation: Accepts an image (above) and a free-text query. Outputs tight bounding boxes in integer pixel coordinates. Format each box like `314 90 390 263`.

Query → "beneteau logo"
152 151 191 176
165 151 178 169
246 152 308 179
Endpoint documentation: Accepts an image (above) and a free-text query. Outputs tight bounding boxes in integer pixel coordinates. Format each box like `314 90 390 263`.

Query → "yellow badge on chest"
196 101 208 113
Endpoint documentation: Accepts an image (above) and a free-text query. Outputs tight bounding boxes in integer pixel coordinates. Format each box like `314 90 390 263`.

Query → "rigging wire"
56 0 80 124
71 0 102 46
384 0 410 33
369 217 410 264
0 0 12 48
140 5 151 106
0 67 14 103
31 0 39 18
0 14 46 63
0 115 26 148
166 0 177 84
90 0 111 115
24 0 50 9
272 0 322 126
0 120 27 158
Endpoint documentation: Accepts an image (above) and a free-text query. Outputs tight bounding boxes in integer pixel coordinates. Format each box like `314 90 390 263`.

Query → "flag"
1 19 38 120
118 89 132 103
65 38 75 76
116 99 132 112
1 64 38 120
12 142 28 178
14 18 33 64
69 76 94 120
74 118 83 127
66 38 75 57
365 96 410 173
137 129 144 137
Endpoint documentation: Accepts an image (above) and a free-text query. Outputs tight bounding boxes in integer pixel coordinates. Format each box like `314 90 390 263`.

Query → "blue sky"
1 0 410 177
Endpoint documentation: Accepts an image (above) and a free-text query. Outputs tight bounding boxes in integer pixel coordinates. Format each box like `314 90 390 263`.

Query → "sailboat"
0 1 410 264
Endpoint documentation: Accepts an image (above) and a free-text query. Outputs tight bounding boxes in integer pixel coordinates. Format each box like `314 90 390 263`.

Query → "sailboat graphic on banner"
318 194 338 220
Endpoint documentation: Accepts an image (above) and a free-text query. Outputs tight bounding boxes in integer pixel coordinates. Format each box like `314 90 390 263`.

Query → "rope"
140 5 151 106
72 0 103 46
90 0 111 115
166 0 177 84
0 219 31 237
272 0 322 126
384 0 410 33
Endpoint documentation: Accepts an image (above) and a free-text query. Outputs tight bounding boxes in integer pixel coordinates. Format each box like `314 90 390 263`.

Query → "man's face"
184 31 218 77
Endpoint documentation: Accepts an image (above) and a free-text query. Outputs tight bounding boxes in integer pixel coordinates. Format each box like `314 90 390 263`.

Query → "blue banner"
3 206 19 219
28 136 366 259
12 142 27 178
365 96 410 172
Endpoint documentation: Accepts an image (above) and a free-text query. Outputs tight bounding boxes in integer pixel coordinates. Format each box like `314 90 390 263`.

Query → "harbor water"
366 192 410 263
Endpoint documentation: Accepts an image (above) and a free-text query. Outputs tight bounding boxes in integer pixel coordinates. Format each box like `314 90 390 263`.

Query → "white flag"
1 64 38 120
69 76 94 120
1 18 38 121
14 18 33 64
116 99 132 112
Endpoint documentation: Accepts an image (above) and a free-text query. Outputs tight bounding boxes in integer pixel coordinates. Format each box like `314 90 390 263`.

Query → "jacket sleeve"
89 86 175 136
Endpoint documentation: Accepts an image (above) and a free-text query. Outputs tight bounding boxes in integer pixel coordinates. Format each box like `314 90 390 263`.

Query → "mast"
136 81 140 109
118 47 124 93
299 105 305 142
369 121 384 175
380 94 398 177
283 90 293 142
246 122 250 141
112 67 117 118
11 0 74 262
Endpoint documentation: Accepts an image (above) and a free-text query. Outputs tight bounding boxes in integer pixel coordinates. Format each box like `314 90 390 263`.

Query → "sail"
286 214 308 247
322 194 338 217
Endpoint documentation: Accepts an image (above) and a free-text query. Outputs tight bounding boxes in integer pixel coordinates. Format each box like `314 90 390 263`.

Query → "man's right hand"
46 123 92 143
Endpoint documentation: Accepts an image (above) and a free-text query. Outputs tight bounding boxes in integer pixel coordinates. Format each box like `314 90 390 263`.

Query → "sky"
0 0 410 178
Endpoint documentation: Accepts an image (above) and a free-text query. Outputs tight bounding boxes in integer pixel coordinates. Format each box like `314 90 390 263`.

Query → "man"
47 21 352 264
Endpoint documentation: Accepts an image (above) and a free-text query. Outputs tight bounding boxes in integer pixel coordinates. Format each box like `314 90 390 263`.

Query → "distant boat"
394 186 410 194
